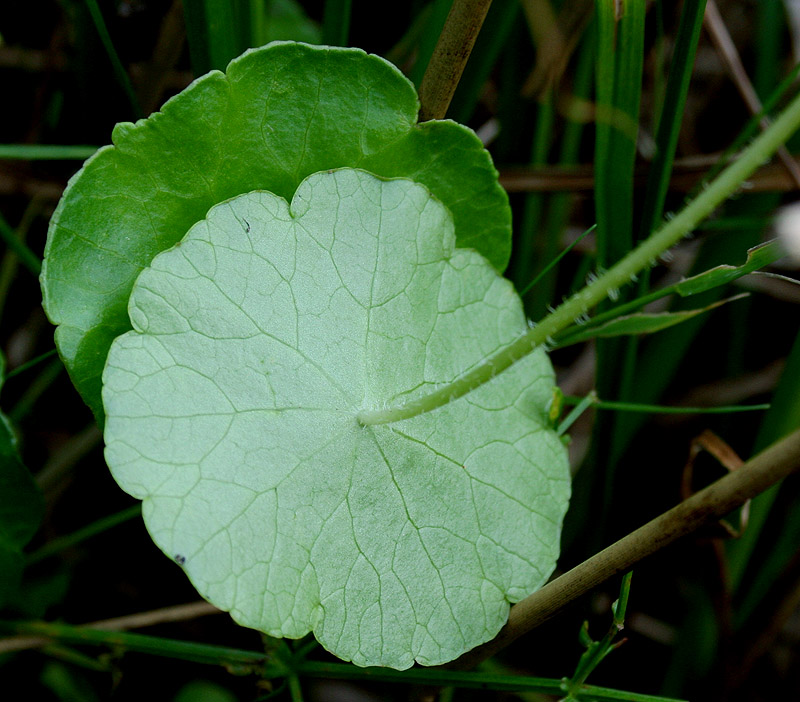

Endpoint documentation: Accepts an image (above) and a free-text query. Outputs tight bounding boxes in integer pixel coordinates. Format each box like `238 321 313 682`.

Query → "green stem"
293 661 683 700
0 145 100 160
0 620 277 672
322 0 353 46
0 209 41 275
357 86 800 427
288 674 304 702
83 0 143 118
4 349 58 383
453 427 800 669
562 396 770 415
27 504 142 565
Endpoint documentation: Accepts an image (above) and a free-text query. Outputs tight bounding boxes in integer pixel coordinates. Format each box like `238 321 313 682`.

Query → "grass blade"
322 0 352 46
183 0 250 74
0 145 99 160
553 293 749 347
82 0 142 118
0 210 41 275
639 0 707 240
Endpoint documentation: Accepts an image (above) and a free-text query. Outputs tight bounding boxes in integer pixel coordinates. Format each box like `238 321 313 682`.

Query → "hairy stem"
452 427 800 668
358 85 800 426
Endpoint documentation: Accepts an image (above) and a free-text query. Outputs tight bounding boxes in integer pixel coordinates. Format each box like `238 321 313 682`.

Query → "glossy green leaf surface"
102 169 568 669
42 41 511 421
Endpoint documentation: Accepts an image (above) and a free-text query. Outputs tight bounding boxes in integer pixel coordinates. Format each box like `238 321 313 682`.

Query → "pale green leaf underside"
102 170 568 669
41 41 510 422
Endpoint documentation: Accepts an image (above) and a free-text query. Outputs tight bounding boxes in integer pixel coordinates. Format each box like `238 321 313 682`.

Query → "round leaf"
42 41 511 421
103 169 568 669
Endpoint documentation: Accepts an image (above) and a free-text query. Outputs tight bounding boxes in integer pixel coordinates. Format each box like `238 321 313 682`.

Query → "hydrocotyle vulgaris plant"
40 41 800 669
41 41 511 423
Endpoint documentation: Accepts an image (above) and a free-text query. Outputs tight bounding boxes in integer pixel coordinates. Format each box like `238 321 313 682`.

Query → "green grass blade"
0 620 274 671
0 210 41 275
588 0 646 548
728 329 800 618
183 0 250 74
555 239 784 338
206 0 249 71
553 293 748 347
26 504 142 565
513 96 556 298
530 29 596 318
610 212 774 465
520 225 595 298
638 0 706 240
562 395 770 415
294 661 687 700
182 0 212 74
594 0 644 267
4 350 58 383
662 0 789 689
82 0 142 118
322 0 352 45
0 145 99 160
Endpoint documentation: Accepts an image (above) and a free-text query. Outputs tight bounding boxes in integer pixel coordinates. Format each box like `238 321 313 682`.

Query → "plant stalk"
0 620 276 672
418 0 494 121
358 85 800 427
452 426 800 668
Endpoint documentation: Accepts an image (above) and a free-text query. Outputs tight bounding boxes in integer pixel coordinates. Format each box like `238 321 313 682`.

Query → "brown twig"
452 427 800 669
418 0 494 121
498 155 800 193
704 0 800 189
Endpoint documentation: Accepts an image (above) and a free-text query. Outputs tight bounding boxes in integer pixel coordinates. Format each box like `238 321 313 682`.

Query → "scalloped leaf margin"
102 169 568 669
41 41 511 421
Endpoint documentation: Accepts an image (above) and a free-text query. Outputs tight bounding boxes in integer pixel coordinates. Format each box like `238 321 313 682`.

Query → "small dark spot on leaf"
243 218 250 233
174 554 186 565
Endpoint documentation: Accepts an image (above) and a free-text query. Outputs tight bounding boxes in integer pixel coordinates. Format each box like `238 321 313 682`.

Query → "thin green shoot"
26 504 142 565
561 394 769 415
288 674 304 702
322 0 352 46
639 0 706 242
254 680 288 700
0 197 42 323
561 572 634 701
295 660 686 700
691 58 800 193
0 145 100 160
0 210 41 275
40 644 113 672
554 239 785 341
0 618 684 699
558 391 597 436
0 620 274 672
519 224 596 298
9 359 64 423
82 0 142 118
5 349 58 383
358 85 800 426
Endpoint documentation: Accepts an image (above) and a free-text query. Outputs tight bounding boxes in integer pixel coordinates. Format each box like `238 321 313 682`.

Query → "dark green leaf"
41 42 511 421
